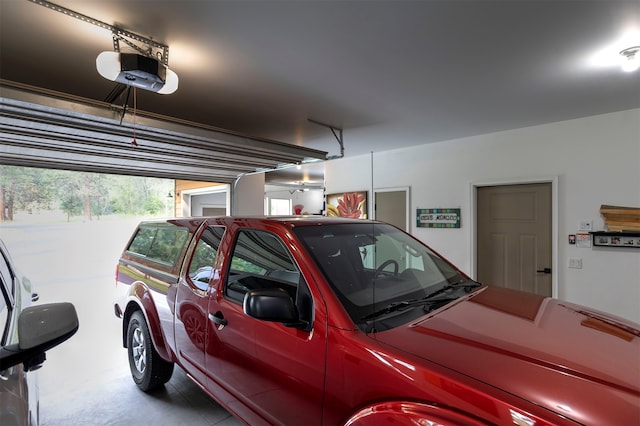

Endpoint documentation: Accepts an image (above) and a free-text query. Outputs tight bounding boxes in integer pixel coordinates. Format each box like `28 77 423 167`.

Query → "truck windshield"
294 223 480 332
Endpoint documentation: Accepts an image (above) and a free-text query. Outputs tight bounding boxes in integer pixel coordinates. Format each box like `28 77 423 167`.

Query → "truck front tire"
127 311 174 391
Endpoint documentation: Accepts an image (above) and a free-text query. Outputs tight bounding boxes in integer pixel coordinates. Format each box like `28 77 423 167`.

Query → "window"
127 227 156 256
127 224 189 267
225 230 300 304
0 284 8 346
0 249 14 346
294 223 471 332
188 227 225 290
359 233 426 272
269 198 291 215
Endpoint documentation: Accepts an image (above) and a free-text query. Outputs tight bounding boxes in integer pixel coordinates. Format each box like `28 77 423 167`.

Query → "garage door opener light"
97 33 179 95
620 46 640 72
28 0 178 94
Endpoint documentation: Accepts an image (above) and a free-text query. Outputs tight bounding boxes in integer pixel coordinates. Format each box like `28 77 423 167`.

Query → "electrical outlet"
568 257 582 269
578 220 592 231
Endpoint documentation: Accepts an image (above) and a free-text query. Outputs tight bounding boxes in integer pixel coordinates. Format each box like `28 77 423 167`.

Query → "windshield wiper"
361 280 482 321
423 279 481 300
361 298 434 320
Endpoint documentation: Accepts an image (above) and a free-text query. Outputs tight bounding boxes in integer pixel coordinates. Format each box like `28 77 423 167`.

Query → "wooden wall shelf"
600 205 640 232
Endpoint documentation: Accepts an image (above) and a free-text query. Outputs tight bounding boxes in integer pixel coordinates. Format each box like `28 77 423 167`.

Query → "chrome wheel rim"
131 326 146 374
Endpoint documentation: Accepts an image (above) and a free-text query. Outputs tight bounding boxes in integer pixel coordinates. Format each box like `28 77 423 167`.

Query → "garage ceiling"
1 0 639 183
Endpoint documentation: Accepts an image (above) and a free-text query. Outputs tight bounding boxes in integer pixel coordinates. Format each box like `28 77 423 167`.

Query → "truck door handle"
536 268 552 274
208 312 228 328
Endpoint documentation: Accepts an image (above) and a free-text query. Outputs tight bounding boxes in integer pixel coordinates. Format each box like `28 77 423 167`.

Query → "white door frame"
469 176 559 297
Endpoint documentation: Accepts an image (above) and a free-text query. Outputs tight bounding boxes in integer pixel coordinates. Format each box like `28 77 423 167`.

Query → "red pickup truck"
114 216 640 425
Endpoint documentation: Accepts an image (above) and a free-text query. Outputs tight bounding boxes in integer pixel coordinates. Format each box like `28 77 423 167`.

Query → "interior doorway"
180 184 230 217
475 182 553 297
374 188 410 232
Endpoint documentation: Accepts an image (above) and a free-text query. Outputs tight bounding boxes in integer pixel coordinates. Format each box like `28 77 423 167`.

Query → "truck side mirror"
0 302 79 372
244 288 308 329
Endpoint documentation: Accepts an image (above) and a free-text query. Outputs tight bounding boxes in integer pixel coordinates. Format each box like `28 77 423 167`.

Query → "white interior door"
476 183 552 296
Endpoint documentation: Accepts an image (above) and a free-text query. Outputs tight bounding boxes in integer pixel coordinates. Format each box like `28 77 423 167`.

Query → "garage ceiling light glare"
96 51 179 94
619 46 640 72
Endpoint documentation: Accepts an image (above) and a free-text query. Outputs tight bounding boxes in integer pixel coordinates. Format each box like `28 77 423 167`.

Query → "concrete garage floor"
1 217 242 426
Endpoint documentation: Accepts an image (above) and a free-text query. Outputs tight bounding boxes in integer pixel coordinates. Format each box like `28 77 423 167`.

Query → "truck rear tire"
127 311 174 391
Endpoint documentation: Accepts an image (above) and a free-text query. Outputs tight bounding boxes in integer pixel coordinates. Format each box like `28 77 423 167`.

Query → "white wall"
234 173 265 215
325 109 640 322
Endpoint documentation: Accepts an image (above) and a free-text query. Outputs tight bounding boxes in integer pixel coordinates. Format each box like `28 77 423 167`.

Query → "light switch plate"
568 257 582 269
578 220 592 231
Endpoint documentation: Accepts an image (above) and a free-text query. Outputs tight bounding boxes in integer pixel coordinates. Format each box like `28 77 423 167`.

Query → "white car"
0 239 79 425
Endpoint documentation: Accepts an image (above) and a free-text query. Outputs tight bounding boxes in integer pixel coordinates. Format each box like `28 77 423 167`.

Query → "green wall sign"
416 208 461 228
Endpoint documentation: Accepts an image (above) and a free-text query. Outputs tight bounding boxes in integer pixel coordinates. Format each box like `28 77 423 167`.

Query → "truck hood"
375 286 640 424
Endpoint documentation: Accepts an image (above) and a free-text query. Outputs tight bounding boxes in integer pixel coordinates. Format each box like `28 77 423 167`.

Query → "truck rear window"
128 225 189 266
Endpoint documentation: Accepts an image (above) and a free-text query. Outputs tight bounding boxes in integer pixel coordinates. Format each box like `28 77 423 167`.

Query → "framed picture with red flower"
326 191 368 219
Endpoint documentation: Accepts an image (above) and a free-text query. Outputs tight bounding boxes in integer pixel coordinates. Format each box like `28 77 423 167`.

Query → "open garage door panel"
0 82 327 182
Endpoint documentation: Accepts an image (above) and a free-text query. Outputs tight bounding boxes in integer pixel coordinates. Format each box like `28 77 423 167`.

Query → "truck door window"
127 227 156 256
127 225 189 267
147 227 189 266
225 230 301 304
188 226 225 290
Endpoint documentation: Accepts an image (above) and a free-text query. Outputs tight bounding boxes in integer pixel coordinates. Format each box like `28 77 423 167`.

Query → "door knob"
536 268 552 274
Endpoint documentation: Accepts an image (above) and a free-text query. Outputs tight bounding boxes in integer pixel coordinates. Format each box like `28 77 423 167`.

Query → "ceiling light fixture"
619 46 640 72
